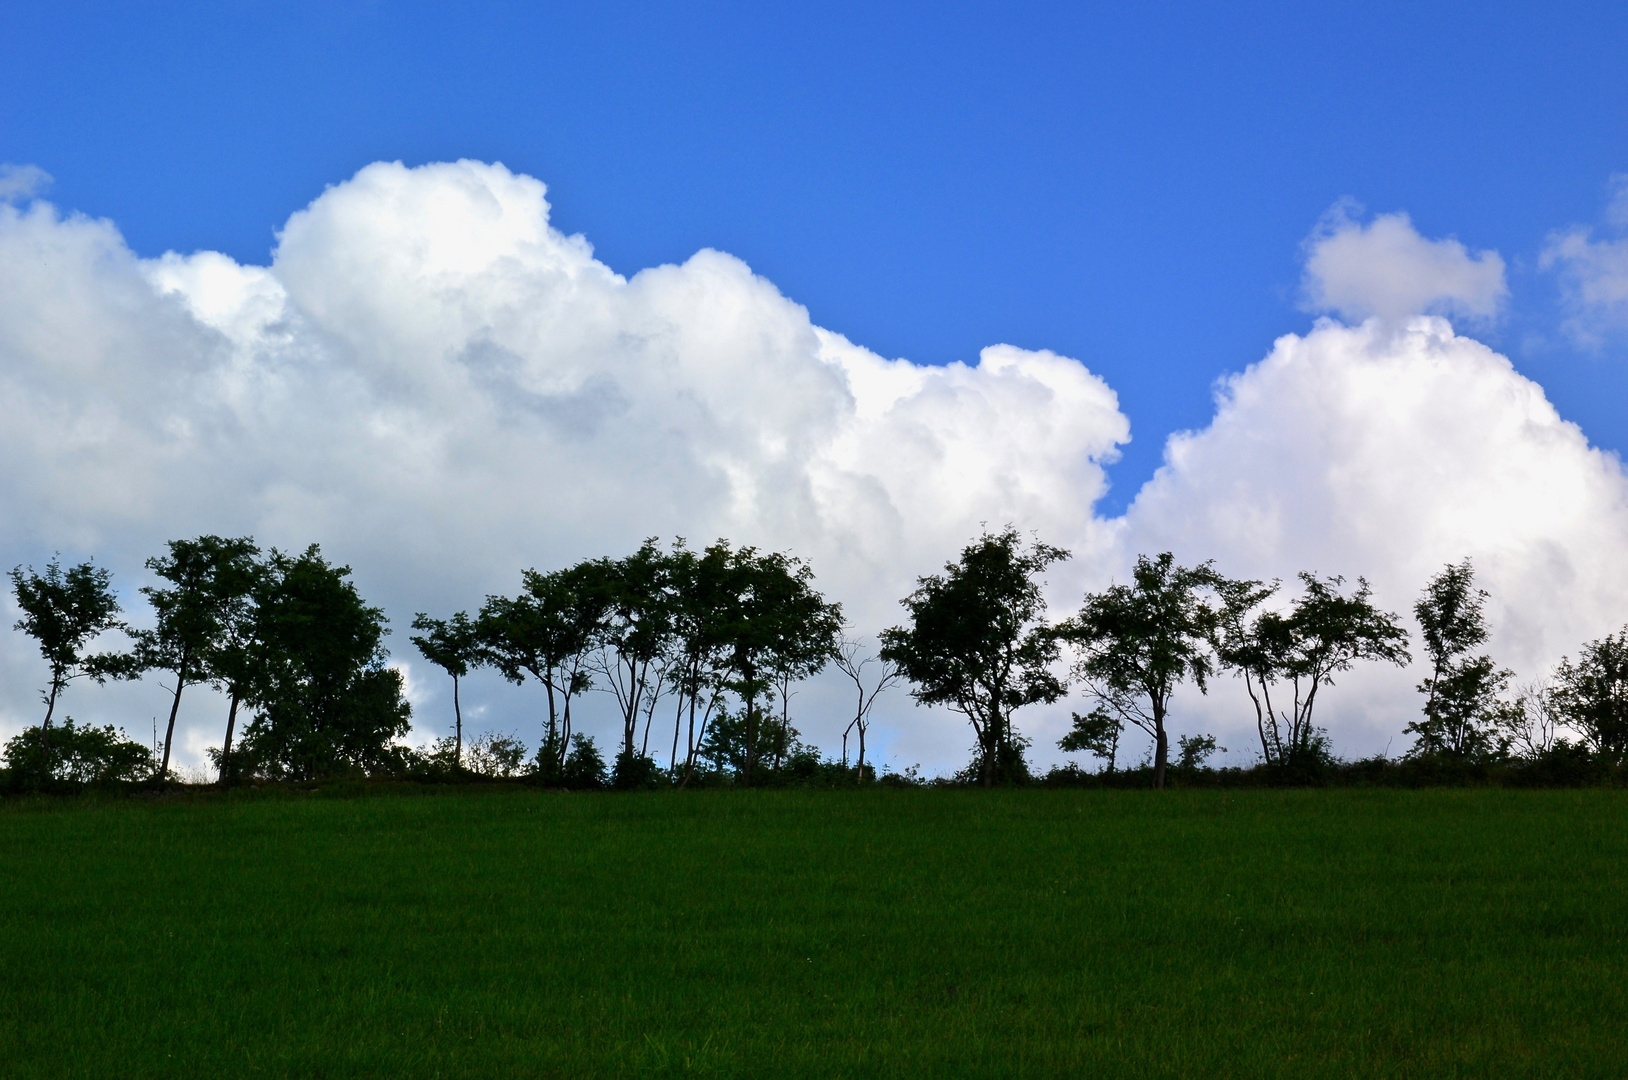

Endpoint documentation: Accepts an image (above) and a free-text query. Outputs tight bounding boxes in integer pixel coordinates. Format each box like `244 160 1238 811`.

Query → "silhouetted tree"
1404 560 1509 759
9 557 126 780
125 536 261 782
233 546 411 780
834 635 902 780
883 528 1068 787
1058 706 1124 773
581 540 675 786
1065 553 1233 789
479 564 605 780
1551 628 1628 763
410 611 482 770
2 717 152 787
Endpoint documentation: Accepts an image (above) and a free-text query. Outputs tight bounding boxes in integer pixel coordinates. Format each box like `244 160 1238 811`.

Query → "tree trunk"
39 678 60 780
220 690 240 787
856 720 867 781
452 674 463 770
159 665 188 783
1152 699 1168 789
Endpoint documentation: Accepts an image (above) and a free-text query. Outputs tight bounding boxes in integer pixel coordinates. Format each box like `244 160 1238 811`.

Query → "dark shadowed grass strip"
0 787 1623 1077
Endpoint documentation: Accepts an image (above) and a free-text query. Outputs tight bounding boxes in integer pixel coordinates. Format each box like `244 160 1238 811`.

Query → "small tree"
1064 553 1231 790
410 611 482 771
9 557 126 779
1058 706 1123 773
1404 560 1509 760
1551 629 1628 763
126 536 261 783
833 635 903 780
882 528 1068 788
1494 678 1564 759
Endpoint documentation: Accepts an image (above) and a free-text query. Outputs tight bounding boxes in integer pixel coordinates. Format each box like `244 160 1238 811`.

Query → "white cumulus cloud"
1301 203 1507 324
2 160 1624 776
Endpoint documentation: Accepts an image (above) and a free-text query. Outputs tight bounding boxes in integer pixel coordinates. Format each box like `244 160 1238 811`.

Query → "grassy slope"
0 787 1623 1078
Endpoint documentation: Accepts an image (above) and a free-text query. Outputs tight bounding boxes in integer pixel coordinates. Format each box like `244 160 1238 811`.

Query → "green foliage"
1551 628 1628 762
465 732 528 778
1175 732 1223 771
1058 706 1123 772
561 733 608 789
9 556 126 731
1066 552 1237 788
1 718 153 788
1219 572 1411 773
882 527 1068 787
233 546 411 780
1406 560 1509 761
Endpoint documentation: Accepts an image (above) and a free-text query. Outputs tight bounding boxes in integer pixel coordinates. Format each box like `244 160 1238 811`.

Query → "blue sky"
7 0 1627 511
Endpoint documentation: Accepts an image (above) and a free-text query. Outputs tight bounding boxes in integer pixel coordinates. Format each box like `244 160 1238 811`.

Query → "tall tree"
410 611 482 770
1404 560 1509 760
478 564 605 779
233 546 411 780
9 557 126 778
833 636 902 780
127 536 261 782
664 541 730 784
706 542 842 785
205 545 268 786
882 528 1068 788
582 540 675 783
1551 629 1628 763
1065 553 1233 789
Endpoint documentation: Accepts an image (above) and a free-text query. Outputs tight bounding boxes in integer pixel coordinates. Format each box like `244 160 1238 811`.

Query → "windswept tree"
410 611 482 770
479 564 606 779
1551 628 1628 763
126 536 261 782
9 557 126 778
833 635 903 780
1404 560 1510 760
234 546 411 780
1058 706 1124 773
1064 553 1235 789
1219 573 1410 771
882 528 1069 787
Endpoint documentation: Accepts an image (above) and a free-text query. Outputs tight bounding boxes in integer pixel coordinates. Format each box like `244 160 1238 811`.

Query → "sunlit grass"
1 787 1623 1077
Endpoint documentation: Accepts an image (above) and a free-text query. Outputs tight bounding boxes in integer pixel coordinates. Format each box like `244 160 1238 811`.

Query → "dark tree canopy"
882 528 1068 787
478 563 606 780
9 556 126 780
1221 573 1410 773
1065 552 1235 789
127 536 261 781
1551 628 1628 763
235 546 411 780
410 610 482 770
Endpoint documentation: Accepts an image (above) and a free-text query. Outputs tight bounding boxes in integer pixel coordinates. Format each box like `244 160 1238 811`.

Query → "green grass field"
2 787 1624 1078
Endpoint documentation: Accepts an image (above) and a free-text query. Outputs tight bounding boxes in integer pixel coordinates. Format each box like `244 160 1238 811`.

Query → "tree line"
6 529 1628 790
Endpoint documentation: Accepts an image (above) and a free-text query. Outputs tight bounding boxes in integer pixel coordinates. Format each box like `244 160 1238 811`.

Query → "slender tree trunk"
1152 698 1168 790
857 720 867 781
39 678 61 780
159 662 188 783
220 689 240 787
453 674 462 770
670 693 684 772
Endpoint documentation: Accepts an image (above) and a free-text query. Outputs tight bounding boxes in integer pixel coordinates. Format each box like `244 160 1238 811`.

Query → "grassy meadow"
1 786 1624 1077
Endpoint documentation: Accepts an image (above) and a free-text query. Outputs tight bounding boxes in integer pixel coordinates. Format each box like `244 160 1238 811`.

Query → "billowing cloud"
1301 203 1507 324
0 160 1126 774
1118 317 1628 759
1541 175 1628 348
2 160 1624 776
